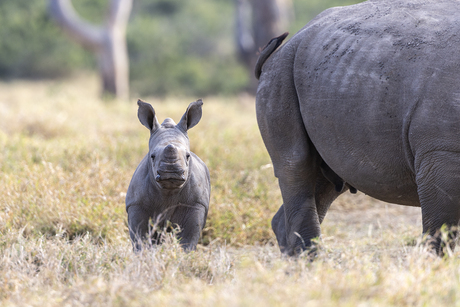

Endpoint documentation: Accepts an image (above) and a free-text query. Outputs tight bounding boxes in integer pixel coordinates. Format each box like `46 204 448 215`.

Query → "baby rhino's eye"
150 154 155 160
186 153 191 160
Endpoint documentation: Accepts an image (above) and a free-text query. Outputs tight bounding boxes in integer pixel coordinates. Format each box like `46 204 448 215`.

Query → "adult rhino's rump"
255 0 460 256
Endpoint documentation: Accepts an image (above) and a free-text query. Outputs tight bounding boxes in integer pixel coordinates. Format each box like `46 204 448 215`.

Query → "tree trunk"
48 0 132 100
235 0 292 93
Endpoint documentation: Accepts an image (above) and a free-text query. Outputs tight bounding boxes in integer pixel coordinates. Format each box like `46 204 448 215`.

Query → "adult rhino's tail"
254 32 289 80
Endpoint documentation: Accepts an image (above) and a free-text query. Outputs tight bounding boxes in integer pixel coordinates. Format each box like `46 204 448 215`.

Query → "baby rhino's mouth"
156 170 186 189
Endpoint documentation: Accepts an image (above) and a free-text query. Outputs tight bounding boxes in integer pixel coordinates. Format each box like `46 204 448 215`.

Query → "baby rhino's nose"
163 144 178 159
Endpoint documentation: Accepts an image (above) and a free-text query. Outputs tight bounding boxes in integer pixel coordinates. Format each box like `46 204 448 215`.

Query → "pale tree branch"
48 0 104 50
107 0 133 31
48 0 132 100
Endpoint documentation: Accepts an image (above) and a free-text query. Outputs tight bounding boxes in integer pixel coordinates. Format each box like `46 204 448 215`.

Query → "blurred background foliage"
0 0 363 97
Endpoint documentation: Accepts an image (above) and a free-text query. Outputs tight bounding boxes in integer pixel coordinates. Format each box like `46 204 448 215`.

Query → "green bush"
0 0 92 78
127 0 248 97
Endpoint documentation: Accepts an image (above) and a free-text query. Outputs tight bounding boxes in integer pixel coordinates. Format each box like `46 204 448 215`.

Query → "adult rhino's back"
294 0 460 106
274 0 460 204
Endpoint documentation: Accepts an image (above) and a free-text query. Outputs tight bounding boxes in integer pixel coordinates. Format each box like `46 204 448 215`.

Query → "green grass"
1 75 460 306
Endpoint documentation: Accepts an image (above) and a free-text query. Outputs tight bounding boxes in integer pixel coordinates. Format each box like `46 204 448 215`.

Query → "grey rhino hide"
256 0 460 256
126 99 210 251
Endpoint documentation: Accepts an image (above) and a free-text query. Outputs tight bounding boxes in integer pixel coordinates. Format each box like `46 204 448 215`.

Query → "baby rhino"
126 99 210 251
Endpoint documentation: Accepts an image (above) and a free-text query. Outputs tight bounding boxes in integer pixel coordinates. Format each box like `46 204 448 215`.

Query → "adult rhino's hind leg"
273 146 321 256
271 176 342 255
256 56 325 255
271 204 288 253
415 152 460 256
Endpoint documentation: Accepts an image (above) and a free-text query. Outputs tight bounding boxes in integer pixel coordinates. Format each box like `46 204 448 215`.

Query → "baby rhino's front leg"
127 205 150 251
172 204 207 251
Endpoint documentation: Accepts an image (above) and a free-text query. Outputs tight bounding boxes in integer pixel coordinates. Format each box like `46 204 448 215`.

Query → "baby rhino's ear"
178 99 203 132
137 99 160 133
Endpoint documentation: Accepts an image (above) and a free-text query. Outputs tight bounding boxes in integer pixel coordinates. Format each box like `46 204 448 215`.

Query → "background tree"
235 0 293 92
0 0 364 98
48 0 132 100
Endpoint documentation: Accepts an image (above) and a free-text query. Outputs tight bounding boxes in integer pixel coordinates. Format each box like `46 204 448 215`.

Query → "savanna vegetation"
2 76 460 306
3 0 460 306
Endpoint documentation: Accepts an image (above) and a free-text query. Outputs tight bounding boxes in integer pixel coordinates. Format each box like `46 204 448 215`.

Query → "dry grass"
1 75 460 306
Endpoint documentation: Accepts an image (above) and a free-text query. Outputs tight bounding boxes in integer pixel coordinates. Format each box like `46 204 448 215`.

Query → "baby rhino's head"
137 99 203 190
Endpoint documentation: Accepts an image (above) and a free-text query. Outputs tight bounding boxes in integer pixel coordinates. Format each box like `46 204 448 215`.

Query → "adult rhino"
255 0 460 256
126 99 210 251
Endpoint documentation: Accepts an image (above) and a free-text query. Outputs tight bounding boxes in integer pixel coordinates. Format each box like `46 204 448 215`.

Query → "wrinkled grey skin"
256 0 460 256
126 99 210 251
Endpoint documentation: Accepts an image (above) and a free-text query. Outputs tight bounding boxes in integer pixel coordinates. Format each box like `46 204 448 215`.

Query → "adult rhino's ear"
137 99 160 133
178 99 203 132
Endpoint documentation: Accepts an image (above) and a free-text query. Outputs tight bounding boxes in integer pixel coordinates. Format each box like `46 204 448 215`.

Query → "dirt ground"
324 192 422 241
